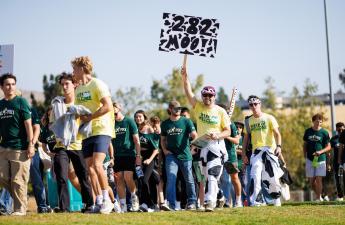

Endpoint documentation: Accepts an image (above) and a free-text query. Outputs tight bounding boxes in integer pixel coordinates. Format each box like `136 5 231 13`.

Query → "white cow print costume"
200 140 228 207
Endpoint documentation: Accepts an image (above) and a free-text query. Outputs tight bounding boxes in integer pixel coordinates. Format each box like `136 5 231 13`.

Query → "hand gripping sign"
159 13 219 58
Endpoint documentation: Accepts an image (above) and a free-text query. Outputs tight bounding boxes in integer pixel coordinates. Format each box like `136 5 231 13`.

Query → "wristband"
277 145 281 148
136 154 142 158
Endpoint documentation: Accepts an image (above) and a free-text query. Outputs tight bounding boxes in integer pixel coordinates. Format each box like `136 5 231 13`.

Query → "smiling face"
135 113 145 125
202 94 215 106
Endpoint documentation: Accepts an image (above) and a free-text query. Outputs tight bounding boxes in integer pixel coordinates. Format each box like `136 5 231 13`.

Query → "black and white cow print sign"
159 13 219 58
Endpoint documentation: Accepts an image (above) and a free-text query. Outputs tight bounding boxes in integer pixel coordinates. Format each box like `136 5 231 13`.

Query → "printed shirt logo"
76 91 92 102
199 113 218 125
167 127 183 136
250 121 267 132
0 107 15 119
140 136 148 144
115 127 127 135
308 135 321 142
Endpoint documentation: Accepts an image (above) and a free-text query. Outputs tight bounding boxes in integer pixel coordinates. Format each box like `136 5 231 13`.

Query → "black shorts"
114 156 136 172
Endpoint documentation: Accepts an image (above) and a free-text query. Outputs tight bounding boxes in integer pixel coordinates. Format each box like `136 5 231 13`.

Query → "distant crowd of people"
0 56 343 216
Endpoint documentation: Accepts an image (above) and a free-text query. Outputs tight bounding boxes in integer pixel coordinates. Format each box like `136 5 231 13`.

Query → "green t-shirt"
225 123 239 163
303 127 330 162
161 117 196 161
39 125 56 151
330 134 341 164
237 136 243 170
139 132 159 160
112 116 138 157
0 96 32 150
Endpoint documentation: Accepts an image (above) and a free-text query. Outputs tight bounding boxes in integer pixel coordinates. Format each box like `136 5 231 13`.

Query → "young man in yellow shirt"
181 67 230 212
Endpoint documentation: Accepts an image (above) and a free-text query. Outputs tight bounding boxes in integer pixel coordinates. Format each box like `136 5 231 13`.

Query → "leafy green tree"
30 74 61 116
113 87 148 116
216 87 229 105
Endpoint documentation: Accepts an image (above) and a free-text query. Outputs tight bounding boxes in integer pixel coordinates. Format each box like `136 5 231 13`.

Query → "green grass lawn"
1 204 345 225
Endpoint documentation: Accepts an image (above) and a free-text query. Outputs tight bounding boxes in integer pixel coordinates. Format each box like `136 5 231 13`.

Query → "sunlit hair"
150 116 161 125
0 73 17 86
58 72 75 84
312 113 323 122
71 56 93 74
41 106 52 127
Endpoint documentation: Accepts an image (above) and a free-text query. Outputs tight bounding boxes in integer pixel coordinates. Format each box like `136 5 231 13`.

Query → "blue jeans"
0 188 13 213
220 169 236 205
165 154 196 209
245 164 273 205
30 152 49 210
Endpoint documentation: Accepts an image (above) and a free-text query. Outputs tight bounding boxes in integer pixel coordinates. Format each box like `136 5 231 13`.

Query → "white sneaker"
205 201 215 212
130 194 139 212
252 201 267 207
273 198 281 207
113 200 121 213
120 203 127 213
336 197 344 201
315 197 324 202
234 201 243 208
11 211 26 216
323 196 330 202
100 199 114 214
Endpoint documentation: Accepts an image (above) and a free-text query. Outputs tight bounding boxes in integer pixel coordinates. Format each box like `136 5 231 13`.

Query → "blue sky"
1 0 345 99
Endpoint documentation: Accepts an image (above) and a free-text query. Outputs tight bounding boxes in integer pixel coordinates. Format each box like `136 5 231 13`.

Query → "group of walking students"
0 56 342 216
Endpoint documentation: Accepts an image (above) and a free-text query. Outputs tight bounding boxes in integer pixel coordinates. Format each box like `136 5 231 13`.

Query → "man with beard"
181 67 230 212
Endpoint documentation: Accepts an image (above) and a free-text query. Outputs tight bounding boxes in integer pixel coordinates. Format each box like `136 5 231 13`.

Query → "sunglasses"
172 107 181 112
202 94 214 98
249 103 259 107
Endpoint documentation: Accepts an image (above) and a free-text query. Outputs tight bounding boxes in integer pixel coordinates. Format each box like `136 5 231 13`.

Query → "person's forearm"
149 150 159 162
24 119 33 146
91 104 112 120
32 124 40 144
218 129 230 140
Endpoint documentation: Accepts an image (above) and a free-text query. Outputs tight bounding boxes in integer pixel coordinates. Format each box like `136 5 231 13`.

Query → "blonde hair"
71 56 93 74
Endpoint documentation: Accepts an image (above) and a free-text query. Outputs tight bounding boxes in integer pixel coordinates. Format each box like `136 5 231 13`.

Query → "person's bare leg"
230 173 242 203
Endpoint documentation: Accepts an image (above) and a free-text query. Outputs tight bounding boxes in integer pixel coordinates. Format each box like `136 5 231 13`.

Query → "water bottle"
135 166 144 178
338 165 344 177
312 156 319 168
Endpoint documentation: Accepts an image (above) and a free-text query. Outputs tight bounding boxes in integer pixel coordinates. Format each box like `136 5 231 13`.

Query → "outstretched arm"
181 66 197 108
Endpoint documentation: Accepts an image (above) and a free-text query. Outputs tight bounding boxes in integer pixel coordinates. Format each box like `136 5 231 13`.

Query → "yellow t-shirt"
75 78 115 139
244 113 278 151
193 101 230 137
50 103 82 150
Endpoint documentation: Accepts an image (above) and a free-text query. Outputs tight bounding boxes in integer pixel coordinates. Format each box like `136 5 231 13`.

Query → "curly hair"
71 56 93 74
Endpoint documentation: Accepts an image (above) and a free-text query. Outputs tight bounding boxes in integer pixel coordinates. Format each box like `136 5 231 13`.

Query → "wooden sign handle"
182 54 187 68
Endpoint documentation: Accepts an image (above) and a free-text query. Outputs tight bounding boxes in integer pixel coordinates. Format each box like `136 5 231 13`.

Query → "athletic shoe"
234 201 243 208
100 199 114 214
159 203 172 211
323 196 330 202
273 198 281 207
217 196 225 208
53 207 69 213
252 201 267 207
186 203 196 211
120 203 127 213
336 197 344 201
139 203 149 212
130 195 139 212
197 205 205 211
315 197 324 202
205 201 215 212
11 211 26 216
113 200 121 213
83 205 100 214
